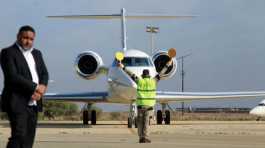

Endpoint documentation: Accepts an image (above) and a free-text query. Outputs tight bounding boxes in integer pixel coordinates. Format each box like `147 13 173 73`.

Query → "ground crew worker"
118 59 172 143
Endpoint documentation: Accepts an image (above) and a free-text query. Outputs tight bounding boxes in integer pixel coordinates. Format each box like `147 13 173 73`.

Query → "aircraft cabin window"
122 58 133 67
135 58 149 66
122 57 152 67
258 103 265 106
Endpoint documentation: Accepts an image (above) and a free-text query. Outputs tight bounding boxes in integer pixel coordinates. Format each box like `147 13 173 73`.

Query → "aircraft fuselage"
106 49 157 103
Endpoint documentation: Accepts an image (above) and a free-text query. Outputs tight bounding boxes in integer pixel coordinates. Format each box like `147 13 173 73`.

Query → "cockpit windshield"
258 103 265 106
112 57 153 67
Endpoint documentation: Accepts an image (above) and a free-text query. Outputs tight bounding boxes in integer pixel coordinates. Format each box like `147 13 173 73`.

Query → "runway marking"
120 121 137 135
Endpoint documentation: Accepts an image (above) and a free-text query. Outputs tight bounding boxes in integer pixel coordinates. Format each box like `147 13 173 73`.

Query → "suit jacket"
0 44 49 112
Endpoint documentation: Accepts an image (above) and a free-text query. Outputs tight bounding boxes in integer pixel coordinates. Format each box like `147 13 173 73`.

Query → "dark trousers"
6 106 38 148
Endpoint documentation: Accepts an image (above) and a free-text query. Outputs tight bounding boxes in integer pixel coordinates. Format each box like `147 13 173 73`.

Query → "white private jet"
1 8 265 127
250 99 265 120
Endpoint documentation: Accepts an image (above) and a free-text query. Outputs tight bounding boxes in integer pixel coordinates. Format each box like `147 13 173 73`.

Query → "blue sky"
1 0 265 111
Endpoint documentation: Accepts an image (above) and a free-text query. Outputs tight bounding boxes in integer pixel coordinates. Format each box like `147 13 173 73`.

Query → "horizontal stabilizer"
47 15 196 20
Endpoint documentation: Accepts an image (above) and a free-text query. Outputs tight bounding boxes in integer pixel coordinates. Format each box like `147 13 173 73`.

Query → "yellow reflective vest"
136 77 156 107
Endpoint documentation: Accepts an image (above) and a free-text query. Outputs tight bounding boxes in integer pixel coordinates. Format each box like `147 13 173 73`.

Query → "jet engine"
152 50 177 80
75 51 104 80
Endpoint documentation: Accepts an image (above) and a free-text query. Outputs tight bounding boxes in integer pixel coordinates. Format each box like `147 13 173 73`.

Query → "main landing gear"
156 103 171 125
82 103 97 125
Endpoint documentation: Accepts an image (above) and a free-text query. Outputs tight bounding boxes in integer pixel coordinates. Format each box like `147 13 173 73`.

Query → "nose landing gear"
128 102 138 128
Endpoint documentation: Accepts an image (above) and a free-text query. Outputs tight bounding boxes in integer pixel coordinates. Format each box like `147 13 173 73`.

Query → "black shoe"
144 138 151 143
139 138 145 143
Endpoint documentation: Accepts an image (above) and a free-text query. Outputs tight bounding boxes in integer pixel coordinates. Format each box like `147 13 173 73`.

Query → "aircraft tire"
134 117 138 128
128 117 132 128
165 110 170 125
91 110 97 125
157 110 163 125
83 110 89 125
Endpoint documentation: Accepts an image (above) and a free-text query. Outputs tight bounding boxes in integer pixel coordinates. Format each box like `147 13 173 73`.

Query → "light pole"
146 26 159 54
177 53 192 116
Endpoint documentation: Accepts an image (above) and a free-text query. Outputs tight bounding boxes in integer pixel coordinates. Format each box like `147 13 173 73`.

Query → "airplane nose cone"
250 107 258 115
250 107 261 116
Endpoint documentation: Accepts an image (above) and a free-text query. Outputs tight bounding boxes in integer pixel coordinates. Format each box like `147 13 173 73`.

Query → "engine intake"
152 50 177 80
75 51 104 80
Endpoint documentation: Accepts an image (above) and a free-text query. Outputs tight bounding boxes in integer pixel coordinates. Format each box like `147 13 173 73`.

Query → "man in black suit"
0 25 49 148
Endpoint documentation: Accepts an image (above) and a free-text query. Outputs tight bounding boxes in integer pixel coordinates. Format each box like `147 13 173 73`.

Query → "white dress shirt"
16 43 39 106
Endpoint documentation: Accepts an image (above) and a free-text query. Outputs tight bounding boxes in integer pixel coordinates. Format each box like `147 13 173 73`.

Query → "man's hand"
117 62 124 69
36 84 47 95
159 59 173 76
31 91 41 101
166 59 173 66
32 84 47 101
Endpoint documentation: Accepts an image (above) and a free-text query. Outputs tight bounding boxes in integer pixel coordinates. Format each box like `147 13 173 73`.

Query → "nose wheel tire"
134 119 138 128
128 117 133 128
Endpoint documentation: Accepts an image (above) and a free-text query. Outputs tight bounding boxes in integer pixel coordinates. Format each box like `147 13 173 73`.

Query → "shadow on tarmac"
1 120 263 129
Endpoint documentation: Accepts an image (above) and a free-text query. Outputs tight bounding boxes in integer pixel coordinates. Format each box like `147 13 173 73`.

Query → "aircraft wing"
43 92 108 103
156 91 265 103
3 91 265 103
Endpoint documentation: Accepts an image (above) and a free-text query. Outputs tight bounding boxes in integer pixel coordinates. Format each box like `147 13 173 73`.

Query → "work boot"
144 138 151 143
139 138 145 143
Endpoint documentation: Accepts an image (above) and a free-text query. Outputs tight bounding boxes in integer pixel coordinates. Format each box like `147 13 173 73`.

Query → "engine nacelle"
152 50 177 80
75 51 104 80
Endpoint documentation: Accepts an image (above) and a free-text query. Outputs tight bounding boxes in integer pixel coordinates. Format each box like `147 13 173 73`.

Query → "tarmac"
1 120 265 148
